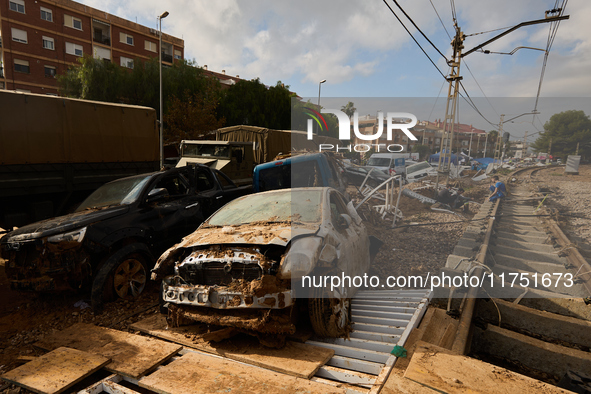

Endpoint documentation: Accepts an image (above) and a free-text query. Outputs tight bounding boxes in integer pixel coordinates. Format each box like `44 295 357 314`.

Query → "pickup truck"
0 164 251 309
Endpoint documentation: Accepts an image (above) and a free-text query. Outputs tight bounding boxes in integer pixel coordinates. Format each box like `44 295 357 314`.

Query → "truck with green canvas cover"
176 140 255 186
0 90 159 229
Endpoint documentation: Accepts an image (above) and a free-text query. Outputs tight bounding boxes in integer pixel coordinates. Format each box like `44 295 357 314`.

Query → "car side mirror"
146 187 168 203
336 214 352 230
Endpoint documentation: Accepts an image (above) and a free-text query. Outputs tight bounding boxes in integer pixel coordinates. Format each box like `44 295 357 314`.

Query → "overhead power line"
388 0 449 61
382 0 447 79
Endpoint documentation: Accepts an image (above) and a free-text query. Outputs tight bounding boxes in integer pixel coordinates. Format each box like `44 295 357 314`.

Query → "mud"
168 304 296 335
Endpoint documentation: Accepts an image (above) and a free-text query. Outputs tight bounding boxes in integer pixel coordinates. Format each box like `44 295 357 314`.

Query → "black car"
1 164 251 309
343 165 392 187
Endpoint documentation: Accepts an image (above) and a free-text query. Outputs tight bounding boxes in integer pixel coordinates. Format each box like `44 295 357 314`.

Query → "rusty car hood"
2 206 129 242
174 222 320 249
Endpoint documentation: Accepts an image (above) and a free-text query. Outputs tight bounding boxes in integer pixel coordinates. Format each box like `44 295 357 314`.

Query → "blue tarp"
472 157 495 171
429 152 459 164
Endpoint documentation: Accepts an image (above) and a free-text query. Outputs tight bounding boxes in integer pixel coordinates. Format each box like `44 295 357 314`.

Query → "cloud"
76 0 591 99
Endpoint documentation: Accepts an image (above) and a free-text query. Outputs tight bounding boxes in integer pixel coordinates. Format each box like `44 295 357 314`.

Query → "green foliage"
58 56 125 101
411 144 431 160
57 57 225 143
341 101 356 119
218 79 292 130
485 130 499 157
290 99 339 138
531 110 591 160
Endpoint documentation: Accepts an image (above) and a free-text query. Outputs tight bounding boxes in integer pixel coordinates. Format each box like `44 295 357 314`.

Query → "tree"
218 79 293 130
58 56 126 101
291 99 339 138
531 110 591 160
485 130 499 157
412 144 431 160
58 57 225 144
165 87 225 144
341 101 356 119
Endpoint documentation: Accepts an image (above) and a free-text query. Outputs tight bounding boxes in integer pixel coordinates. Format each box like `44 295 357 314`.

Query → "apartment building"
0 0 184 95
351 115 488 156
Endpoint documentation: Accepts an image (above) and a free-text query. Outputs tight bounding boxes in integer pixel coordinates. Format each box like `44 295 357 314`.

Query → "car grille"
176 248 269 286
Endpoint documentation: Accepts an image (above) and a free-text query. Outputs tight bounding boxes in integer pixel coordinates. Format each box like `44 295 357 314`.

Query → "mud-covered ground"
0 176 492 393
525 164 591 257
350 177 491 281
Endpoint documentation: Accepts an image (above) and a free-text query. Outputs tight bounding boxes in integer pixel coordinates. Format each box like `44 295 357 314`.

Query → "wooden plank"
139 351 345 394
35 323 182 380
1 347 110 394
403 342 573 393
130 314 334 379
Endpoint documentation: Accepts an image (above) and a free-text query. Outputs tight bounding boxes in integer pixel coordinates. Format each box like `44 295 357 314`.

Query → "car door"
327 190 366 279
140 169 204 251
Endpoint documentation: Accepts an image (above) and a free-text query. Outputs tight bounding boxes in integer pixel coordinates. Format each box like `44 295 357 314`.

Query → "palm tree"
341 101 356 119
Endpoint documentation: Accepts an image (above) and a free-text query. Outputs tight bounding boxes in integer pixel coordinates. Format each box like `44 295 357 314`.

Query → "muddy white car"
151 187 380 341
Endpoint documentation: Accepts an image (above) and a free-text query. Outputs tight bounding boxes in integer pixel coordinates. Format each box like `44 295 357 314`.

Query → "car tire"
91 243 152 311
308 286 351 338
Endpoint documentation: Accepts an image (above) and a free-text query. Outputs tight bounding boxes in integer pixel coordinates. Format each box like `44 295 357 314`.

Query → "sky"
77 0 591 141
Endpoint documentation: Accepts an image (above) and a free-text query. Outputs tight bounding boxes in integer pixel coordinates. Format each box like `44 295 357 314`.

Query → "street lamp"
317 79 326 134
158 11 169 169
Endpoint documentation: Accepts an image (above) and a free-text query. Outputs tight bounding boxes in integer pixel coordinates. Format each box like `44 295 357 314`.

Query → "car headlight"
278 237 322 280
47 227 87 243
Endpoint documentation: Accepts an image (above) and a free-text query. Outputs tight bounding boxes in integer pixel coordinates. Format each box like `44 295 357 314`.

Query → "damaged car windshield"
207 189 322 226
75 175 152 211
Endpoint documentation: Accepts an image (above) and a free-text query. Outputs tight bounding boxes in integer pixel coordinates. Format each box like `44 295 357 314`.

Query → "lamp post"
158 11 169 169
317 79 326 134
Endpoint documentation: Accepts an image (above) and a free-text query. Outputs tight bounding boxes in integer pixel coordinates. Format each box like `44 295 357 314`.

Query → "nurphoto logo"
306 109 419 153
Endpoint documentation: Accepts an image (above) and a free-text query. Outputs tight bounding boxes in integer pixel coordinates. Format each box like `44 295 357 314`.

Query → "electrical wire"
533 0 568 113
429 0 452 40
427 80 447 121
382 0 447 79
464 25 515 37
389 0 449 61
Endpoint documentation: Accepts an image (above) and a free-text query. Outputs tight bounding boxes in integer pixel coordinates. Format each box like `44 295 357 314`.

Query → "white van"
367 153 418 175
405 161 438 183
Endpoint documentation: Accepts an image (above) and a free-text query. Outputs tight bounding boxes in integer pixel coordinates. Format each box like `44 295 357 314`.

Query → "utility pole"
523 130 528 158
430 11 568 192
493 115 504 168
434 27 464 194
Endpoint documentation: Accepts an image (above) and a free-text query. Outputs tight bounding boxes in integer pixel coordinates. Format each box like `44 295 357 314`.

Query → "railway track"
439 165 591 390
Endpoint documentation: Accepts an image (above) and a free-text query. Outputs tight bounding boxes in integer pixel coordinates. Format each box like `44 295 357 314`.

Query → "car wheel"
112 254 147 299
91 243 152 311
308 286 351 338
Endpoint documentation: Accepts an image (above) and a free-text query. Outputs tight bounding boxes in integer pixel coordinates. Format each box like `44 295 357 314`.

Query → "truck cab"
176 140 254 186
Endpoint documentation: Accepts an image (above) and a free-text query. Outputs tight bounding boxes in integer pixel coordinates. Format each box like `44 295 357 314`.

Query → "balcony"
161 52 173 63
92 20 111 46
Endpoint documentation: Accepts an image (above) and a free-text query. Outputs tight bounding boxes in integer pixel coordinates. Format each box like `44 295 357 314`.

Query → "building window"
66 42 83 56
144 40 156 52
93 46 111 60
174 49 182 60
120 56 134 69
120 32 134 46
11 28 28 44
9 0 25 13
40 7 53 22
44 65 56 78
64 14 83 30
14 59 30 74
42 36 55 50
